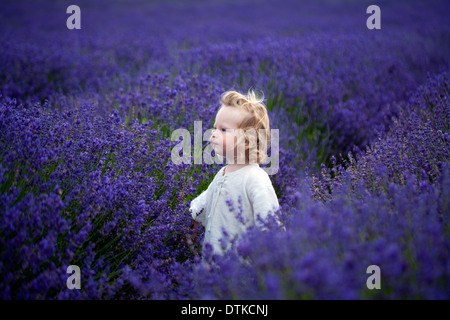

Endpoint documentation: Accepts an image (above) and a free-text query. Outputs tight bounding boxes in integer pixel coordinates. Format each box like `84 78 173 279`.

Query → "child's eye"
221 129 227 132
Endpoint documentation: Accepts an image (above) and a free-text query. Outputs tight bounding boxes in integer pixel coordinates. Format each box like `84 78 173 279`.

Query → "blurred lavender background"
0 0 449 299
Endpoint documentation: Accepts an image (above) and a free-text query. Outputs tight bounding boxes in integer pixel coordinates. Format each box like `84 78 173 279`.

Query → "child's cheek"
227 135 235 150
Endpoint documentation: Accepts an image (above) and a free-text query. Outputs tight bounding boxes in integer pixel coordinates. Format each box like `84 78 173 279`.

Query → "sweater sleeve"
247 173 280 228
189 189 208 225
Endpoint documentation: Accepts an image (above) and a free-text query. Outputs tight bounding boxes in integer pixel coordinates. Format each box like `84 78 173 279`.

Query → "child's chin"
213 145 224 154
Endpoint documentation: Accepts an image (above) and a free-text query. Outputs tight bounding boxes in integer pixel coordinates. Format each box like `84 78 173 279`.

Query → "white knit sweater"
189 163 280 254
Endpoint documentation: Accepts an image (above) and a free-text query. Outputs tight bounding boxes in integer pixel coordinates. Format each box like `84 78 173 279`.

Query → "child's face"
210 106 248 160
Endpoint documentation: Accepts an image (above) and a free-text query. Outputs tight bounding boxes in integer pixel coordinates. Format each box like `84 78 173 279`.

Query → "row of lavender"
1 66 447 299
3 0 372 105
184 69 449 299
1 0 449 298
2 1 449 171
50 28 450 172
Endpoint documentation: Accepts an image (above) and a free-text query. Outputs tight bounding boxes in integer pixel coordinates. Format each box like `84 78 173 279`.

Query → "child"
189 90 280 255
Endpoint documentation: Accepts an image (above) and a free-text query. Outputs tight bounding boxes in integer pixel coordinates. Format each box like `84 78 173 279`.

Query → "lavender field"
0 0 449 299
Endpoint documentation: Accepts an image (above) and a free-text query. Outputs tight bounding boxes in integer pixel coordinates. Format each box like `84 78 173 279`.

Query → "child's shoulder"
214 164 270 182
240 164 272 184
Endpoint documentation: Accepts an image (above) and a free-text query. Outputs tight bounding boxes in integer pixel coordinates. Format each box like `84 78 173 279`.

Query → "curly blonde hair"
220 89 270 164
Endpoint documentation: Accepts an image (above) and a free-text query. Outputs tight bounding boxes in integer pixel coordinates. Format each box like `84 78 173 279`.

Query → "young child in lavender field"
189 90 280 255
